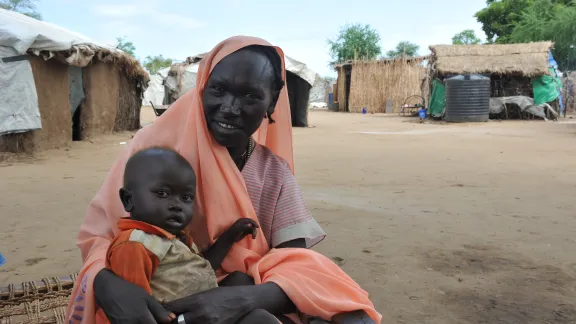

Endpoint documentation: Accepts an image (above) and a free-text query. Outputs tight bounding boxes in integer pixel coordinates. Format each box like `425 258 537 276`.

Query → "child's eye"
245 92 258 99
155 190 169 198
212 85 224 92
181 195 194 202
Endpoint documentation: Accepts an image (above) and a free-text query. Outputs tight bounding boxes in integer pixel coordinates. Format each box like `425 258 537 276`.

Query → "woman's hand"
94 269 175 324
164 286 255 324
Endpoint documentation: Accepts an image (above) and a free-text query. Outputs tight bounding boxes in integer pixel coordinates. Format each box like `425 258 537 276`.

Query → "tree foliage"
475 0 534 43
0 0 42 20
116 37 136 57
385 41 420 58
510 0 576 70
475 0 576 69
452 29 483 45
475 0 573 43
327 23 381 63
143 55 173 75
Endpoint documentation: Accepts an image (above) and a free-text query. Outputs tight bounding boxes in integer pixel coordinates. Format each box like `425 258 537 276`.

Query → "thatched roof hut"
427 42 562 120
334 55 430 113
0 8 149 153
429 41 553 77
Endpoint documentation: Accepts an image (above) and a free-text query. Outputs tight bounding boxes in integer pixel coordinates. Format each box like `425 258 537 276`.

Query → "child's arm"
202 218 259 270
107 241 159 294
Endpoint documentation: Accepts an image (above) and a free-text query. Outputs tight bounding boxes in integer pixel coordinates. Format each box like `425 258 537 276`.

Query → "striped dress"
242 144 325 248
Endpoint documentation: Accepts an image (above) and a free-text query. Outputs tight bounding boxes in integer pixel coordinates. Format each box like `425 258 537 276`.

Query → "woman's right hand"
94 269 175 324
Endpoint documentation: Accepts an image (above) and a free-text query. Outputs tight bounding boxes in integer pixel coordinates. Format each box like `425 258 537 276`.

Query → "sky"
37 0 489 77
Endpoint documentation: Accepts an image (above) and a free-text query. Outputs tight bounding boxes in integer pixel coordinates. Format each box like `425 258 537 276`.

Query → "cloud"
93 2 204 30
154 13 204 29
273 38 333 76
101 21 139 37
379 23 487 56
93 4 146 17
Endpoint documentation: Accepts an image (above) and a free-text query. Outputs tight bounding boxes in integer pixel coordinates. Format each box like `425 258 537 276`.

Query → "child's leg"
237 309 281 324
219 271 255 286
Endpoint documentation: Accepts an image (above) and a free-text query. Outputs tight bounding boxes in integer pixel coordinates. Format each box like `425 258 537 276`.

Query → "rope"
0 274 77 324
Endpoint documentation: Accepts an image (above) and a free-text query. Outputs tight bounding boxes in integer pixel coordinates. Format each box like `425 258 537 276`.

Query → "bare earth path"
2 109 576 323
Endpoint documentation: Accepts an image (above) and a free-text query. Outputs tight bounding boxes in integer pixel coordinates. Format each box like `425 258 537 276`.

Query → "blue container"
0 253 5 267
418 108 427 119
362 107 367 114
328 93 333 105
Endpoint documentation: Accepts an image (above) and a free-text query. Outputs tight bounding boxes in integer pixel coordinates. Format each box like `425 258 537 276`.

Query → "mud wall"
1 58 143 154
82 61 120 138
115 72 142 131
0 57 70 153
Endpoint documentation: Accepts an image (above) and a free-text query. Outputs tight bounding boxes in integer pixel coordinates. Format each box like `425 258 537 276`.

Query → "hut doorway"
344 65 351 112
72 106 83 141
69 66 85 141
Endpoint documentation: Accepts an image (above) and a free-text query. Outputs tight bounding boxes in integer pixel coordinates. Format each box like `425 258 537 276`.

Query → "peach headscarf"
67 36 381 324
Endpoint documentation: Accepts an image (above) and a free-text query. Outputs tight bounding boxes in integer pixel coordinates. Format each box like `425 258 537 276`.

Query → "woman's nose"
220 96 241 115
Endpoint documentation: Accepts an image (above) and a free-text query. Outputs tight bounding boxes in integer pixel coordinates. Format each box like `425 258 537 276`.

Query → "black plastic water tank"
445 74 491 122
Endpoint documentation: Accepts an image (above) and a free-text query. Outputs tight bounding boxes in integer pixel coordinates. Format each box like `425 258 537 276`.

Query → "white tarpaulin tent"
165 62 199 99
309 74 330 104
285 55 317 86
0 8 114 54
0 8 128 136
143 67 170 107
286 57 329 105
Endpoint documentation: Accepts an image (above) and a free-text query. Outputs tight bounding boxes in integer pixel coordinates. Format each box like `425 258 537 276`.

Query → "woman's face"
202 49 277 148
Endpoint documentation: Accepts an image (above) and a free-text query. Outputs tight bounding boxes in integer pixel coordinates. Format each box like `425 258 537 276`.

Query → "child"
98 147 278 324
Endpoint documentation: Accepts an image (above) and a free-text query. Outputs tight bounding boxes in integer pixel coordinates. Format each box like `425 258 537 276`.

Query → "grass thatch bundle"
429 41 553 77
36 45 149 85
346 56 428 113
97 50 149 83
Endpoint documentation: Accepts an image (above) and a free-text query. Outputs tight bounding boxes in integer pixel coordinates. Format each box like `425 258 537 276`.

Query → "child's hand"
227 218 259 242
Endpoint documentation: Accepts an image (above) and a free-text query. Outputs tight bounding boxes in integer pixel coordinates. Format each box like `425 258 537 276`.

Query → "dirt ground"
2 108 576 324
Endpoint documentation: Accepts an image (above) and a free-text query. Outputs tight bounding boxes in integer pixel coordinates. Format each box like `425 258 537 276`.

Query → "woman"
66 36 381 324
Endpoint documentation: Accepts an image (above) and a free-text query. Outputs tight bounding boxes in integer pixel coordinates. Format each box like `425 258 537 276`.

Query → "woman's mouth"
217 122 239 129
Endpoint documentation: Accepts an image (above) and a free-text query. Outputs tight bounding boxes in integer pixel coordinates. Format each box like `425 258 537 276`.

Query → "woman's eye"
155 190 169 197
245 93 257 99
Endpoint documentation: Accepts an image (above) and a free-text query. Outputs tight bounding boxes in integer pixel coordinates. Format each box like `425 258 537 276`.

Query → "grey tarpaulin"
68 66 84 115
0 45 41 135
489 96 558 119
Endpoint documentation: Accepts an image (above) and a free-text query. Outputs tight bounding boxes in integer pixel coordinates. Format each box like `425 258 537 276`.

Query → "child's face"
122 159 197 235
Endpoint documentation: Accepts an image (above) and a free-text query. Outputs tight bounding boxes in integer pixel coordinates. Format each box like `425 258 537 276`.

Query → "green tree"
475 0 573 44
475 0 535 43
116 37 136 57
0 0 41 20
143 55 173 75
510 0 576 70
452 29 483 45
385 41 420 58
327 23 382 63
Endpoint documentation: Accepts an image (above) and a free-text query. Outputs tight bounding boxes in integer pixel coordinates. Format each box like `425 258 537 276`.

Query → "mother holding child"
66 36 381 324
